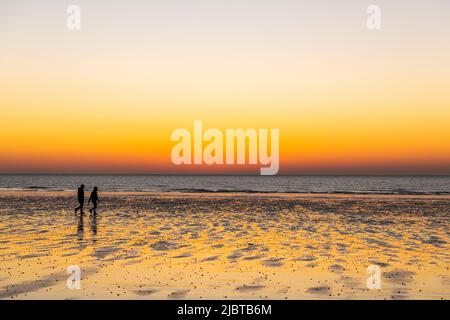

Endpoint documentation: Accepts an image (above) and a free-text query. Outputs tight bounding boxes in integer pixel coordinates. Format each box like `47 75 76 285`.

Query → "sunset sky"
1 0 450 174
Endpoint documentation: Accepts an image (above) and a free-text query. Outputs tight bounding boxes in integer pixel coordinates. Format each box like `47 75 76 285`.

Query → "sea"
0 175 449 195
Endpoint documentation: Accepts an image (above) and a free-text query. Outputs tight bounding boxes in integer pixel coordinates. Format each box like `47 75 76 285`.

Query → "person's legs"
92 201 98 214
77 201 84 214
89 201 96 214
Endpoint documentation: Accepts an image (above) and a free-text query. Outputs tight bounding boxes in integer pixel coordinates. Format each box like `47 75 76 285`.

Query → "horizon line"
1 173 450 177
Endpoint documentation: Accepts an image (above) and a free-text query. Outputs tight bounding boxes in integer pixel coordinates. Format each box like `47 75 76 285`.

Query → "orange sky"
1 1 450 174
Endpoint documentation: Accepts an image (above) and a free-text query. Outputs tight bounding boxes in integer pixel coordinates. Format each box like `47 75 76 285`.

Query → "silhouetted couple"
74 184 99 214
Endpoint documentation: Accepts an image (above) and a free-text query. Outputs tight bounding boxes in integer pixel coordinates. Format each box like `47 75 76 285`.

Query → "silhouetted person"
75 184 85 214
88 186 99 214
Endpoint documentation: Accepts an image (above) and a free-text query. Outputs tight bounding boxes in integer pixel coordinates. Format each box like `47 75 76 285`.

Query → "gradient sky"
1 0 450 174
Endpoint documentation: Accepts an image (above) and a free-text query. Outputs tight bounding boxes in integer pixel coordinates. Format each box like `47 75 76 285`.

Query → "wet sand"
0 191 449 300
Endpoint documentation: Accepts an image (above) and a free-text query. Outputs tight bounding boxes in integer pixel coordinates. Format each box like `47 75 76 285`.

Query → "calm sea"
0 175 449 195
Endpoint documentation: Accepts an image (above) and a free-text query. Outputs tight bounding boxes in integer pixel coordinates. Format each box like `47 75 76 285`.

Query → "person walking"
88 186 99 215
74 184 85 214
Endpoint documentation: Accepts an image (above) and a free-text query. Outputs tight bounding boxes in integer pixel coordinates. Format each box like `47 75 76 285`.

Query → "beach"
0 190 449 300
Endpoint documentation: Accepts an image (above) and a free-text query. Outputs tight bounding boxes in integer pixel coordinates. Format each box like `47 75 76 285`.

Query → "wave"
166 188 450 195
26 186 51 189
0 186 448 196
0 187 70 191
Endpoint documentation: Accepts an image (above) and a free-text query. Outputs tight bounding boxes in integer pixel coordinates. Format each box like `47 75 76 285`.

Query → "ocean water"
0 175 449 195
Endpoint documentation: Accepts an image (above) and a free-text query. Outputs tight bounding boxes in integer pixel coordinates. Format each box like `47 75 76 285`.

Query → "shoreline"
0 189 449 200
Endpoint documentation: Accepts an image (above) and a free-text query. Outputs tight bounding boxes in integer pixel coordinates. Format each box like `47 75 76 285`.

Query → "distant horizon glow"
1 0 450 175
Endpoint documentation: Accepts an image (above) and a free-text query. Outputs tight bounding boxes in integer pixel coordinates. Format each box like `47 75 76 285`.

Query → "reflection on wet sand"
77 214 84 241
76 213 98 242
91 214 97 237
0 191 448 300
